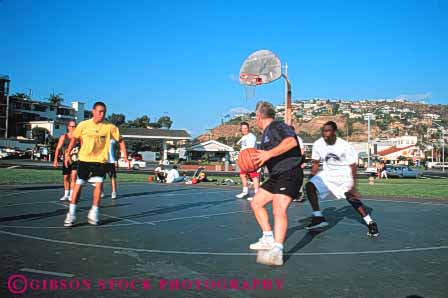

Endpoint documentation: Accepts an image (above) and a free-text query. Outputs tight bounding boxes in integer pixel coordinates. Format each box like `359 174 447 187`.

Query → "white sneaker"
235 192 248 199
87 209 100 225
247 197 253 201
249 237 275 250
100 192 105 198
111 192 117 199
64 213 76 227
256 248 283 266
59 196 69 201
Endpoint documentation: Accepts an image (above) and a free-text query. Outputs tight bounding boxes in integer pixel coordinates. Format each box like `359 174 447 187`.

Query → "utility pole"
433 121 445 172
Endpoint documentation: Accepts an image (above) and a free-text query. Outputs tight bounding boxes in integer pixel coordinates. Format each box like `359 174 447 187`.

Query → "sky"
1 0 447 136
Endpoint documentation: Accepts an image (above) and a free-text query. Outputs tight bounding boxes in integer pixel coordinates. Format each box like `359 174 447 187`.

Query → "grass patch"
0 168 447 200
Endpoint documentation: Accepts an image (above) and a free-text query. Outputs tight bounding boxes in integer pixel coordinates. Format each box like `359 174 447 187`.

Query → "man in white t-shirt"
235 122 260 200
166 165 184 183
305 121 379 237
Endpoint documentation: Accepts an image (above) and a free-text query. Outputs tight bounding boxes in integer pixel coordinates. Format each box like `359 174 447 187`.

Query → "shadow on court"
284 204 375 262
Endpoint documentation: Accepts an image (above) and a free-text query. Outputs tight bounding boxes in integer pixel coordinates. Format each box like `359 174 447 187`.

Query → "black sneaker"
305 216 329 230
367 221 380 237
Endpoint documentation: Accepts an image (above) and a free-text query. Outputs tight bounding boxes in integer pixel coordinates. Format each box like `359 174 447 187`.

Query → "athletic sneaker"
64 213 76 227
235 192 248 199
292 197 306 203
249 237 275 250
256 248 283 266
247 196 253 201
305 216 329 230
59 195 69 201
367 221 380 237
100 192 105 198
111 192 117 199
87 209 100 225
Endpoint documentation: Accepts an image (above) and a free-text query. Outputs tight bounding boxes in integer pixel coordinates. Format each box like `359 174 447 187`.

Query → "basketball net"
240 73 262 100
244 85 256 100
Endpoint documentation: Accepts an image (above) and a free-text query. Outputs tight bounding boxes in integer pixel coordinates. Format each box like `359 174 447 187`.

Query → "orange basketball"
238 148 259 172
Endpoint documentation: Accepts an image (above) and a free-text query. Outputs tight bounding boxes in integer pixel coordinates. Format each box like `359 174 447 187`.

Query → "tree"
127 115 150 128
12 92 30 100
48 92 64 106
157 116 173 129
107 113 126 126
32 127 50 144
148 122 161 128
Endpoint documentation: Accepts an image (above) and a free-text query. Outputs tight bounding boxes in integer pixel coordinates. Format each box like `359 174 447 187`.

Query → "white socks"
363 215 373 224
312 211 323 217
242 187 248 194
273 242 284 252
91 205 99 213
69 204 77 215
64 190 69 197
263 231 273 239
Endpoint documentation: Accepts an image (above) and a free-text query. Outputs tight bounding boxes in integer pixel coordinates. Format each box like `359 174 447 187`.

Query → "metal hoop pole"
281 71 292 126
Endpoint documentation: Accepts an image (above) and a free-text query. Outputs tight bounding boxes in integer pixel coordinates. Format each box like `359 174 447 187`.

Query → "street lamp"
433 121 446 172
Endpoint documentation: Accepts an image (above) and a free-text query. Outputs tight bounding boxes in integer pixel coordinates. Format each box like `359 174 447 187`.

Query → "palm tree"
48 92 64 106
12 92 30 100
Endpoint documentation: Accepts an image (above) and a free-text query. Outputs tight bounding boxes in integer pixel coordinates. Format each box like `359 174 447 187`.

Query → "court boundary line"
1 230 447 256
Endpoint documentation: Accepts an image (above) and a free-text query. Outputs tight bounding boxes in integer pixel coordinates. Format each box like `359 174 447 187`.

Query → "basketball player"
53 120 80 201
236 122 260 201
249 101 303 266
105 139 119 199
305 121 379 237
63 102 128 227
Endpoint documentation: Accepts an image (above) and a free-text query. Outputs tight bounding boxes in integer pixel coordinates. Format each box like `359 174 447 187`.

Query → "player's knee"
305 181 316 193
273 206 287 218
346 196 363 209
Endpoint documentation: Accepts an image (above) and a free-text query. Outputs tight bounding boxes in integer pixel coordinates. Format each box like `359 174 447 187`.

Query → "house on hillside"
378 145 424 165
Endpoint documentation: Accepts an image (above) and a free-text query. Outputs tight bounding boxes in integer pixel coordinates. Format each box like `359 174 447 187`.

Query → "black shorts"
77 161 106 184
62 161 78 175
104 163 117 178
261 167 303 199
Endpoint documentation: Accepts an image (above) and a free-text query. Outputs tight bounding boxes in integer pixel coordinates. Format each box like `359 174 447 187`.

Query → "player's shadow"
0 208 68 223
13 185 64 191
120 199 235 221
284 204 374 263
116 188 197 199
0 203 131 224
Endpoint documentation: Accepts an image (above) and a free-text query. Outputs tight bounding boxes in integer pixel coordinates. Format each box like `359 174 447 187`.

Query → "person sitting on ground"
166 165 185 183
197 171 217 183
154 164 167 183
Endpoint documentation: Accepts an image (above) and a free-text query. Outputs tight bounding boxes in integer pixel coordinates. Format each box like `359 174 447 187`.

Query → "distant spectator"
154 165 167 183
166 165 184 183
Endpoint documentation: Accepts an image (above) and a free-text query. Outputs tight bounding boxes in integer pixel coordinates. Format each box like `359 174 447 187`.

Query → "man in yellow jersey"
63 102 129 227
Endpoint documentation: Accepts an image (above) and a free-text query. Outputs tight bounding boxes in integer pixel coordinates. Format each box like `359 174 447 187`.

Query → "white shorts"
309 171 354 200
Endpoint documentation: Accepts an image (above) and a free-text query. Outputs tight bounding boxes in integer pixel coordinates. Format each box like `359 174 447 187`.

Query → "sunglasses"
68 126 76 128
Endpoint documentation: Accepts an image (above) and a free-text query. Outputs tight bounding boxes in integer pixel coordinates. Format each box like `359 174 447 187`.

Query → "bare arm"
53 135 65 167
64 137 76 167
253 137 298 166
118 139 130 169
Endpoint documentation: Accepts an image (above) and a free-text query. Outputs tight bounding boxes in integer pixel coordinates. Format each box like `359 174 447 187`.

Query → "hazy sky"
1 0 447 136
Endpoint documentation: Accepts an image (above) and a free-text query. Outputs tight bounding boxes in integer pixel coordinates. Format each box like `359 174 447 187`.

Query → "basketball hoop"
240 73 262 100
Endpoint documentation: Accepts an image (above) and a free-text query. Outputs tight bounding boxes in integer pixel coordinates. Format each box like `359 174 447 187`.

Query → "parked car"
130 152 143 161
386 165 422 178
118 158 147 170
364 166 377 176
